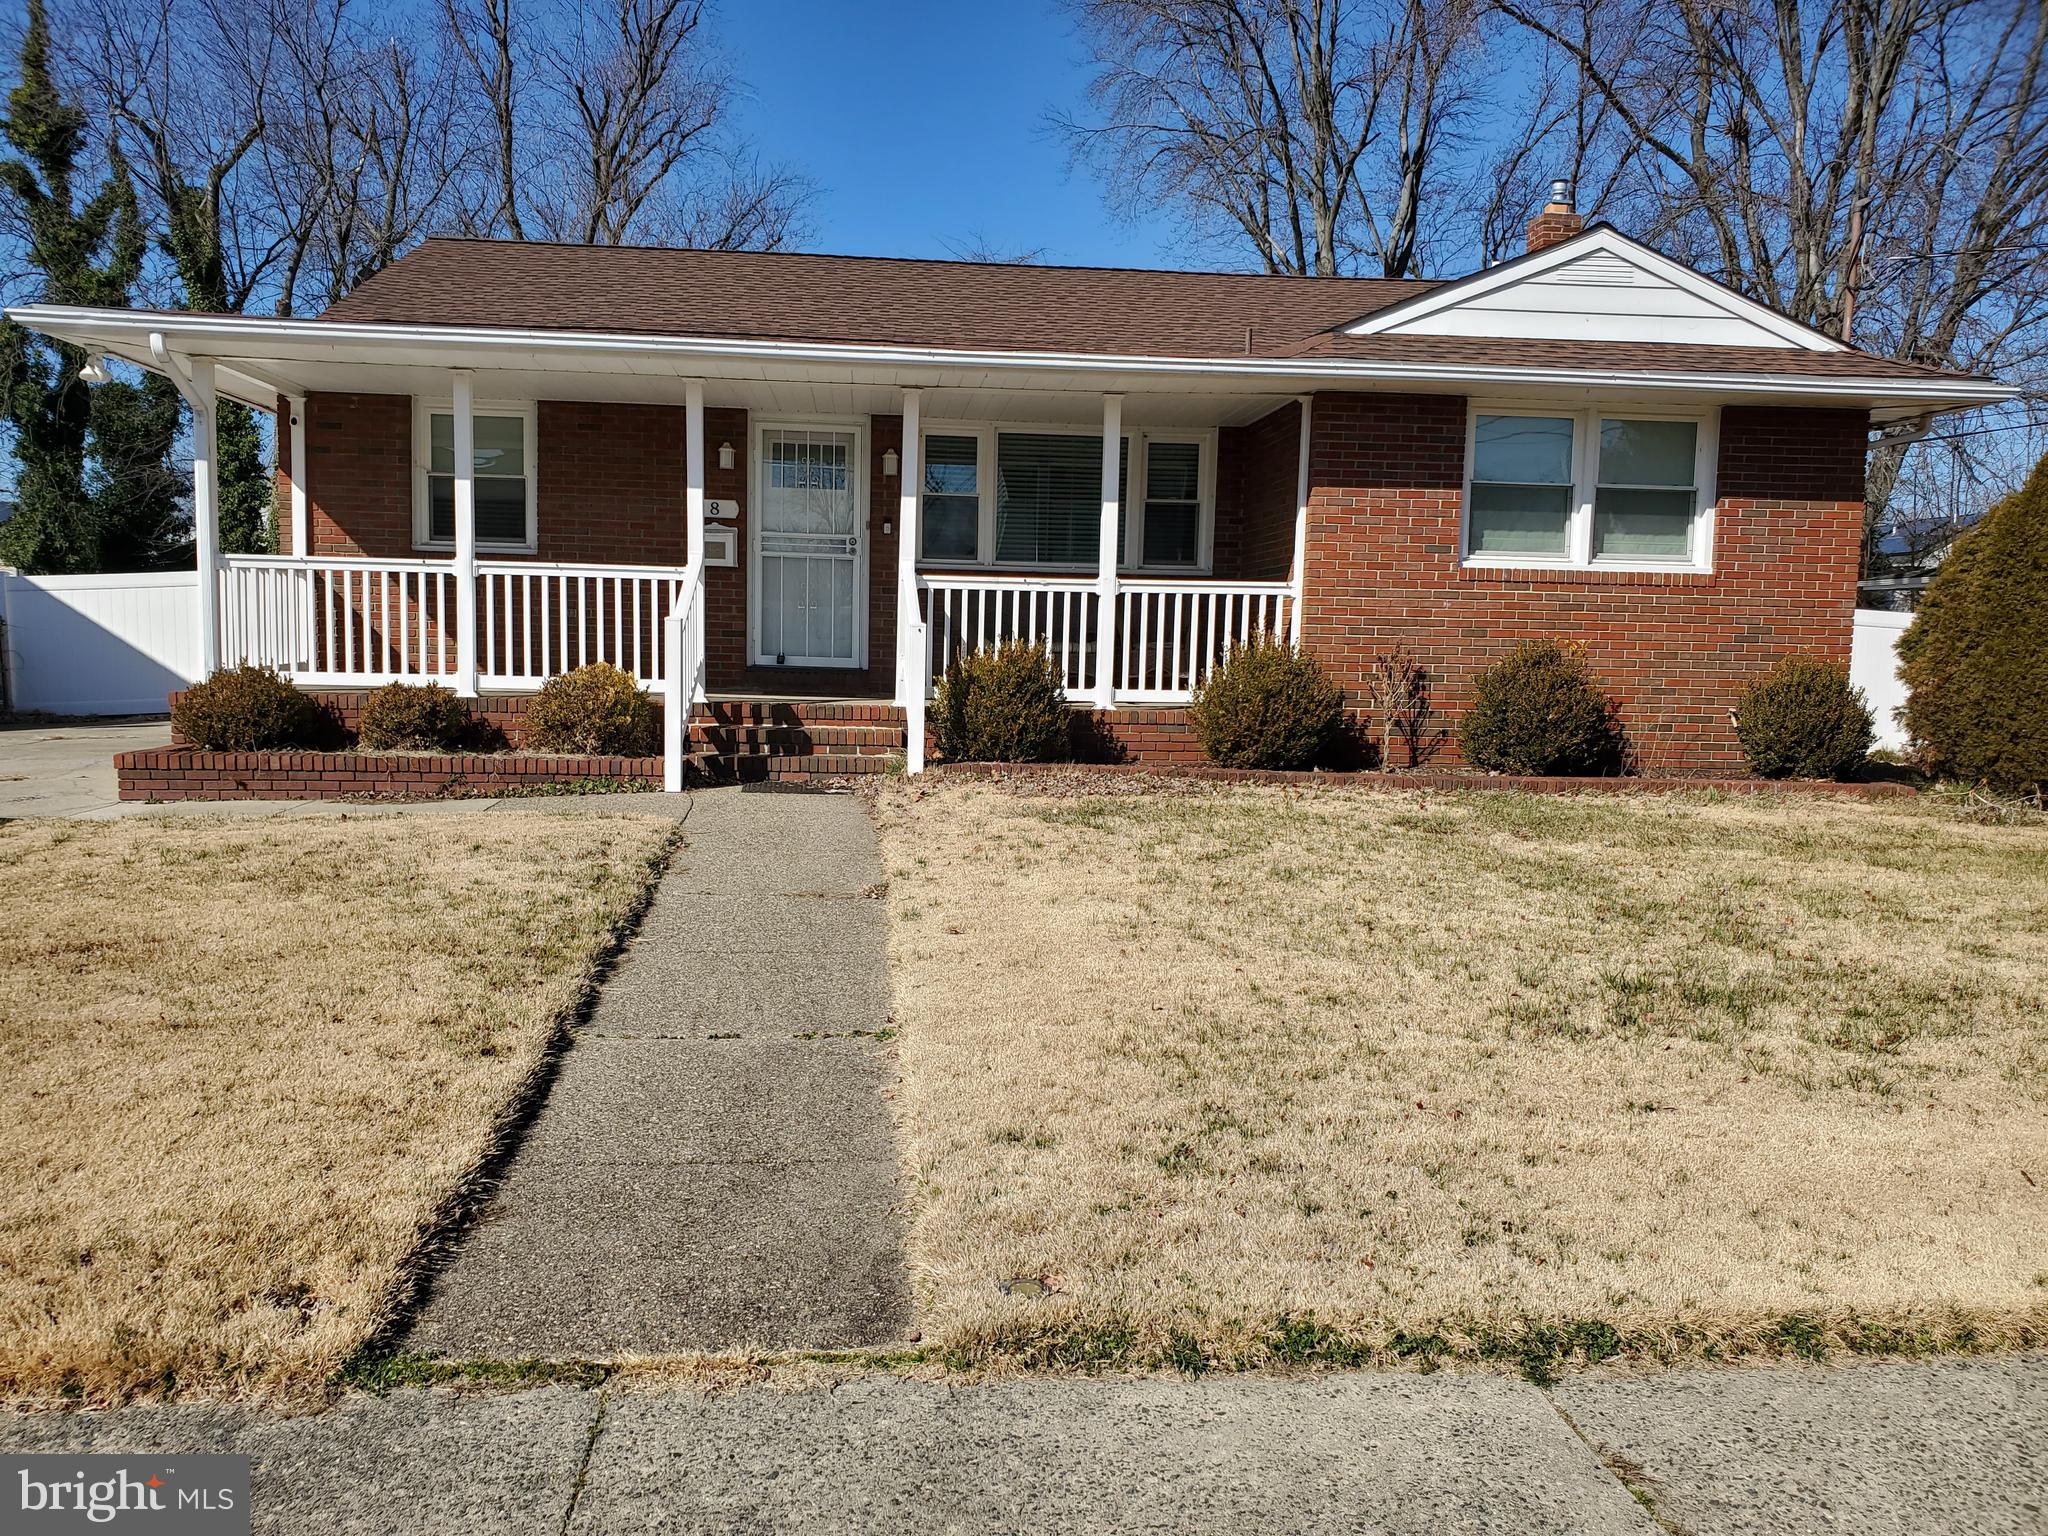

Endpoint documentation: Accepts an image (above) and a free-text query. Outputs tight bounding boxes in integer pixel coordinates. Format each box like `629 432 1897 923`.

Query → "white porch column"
1094 393 1123 708
285 394 308 558
896 389 925 771
683 379 706 704
181 357 221 676
150 333 220 674
450 370 478 695
1289 393 1312 646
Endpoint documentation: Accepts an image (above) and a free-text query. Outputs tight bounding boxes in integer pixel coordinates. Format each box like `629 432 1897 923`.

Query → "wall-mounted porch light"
717 441 735 471
882 447 900 477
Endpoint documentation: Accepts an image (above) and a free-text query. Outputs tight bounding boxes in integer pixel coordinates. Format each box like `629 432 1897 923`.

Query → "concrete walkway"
3 1357 2041 1534
404 785 912 1356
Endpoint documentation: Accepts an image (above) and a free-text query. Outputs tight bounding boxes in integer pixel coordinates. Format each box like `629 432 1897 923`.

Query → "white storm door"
754 427 864 667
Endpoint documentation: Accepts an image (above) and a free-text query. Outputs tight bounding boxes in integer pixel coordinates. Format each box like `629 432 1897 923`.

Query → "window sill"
1457 560 1717 587
414 542 539 557
914 562 1214 578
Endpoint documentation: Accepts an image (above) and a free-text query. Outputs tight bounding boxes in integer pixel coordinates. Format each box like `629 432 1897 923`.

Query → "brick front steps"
689 700 905 782
116 746 662 801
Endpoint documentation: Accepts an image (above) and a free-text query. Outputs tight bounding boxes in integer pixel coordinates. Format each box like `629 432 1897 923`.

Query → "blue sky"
720 0 1189 268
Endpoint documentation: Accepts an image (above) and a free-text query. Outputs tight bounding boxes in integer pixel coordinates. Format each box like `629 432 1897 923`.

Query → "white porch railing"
1115 579 1295 702
220 556 453 683
919 573 1294 705
476 560 686 688
922 575 1103 696
218 555 690 690
661 577 704 791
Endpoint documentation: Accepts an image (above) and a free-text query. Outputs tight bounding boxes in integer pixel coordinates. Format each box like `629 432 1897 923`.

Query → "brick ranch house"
9 194 2009 781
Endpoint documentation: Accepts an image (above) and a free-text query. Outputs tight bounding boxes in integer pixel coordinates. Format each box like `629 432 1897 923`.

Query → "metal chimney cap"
1548 178 1573 208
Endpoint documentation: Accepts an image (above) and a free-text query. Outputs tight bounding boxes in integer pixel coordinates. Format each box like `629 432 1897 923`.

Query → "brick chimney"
1526 179 1584 254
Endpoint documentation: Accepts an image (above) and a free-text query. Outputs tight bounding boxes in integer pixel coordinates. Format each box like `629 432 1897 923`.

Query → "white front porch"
196 375 1313 787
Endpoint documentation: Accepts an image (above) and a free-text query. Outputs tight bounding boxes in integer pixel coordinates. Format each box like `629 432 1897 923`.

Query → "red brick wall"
535 401 684 563
1299 392 1866 773
1215 400 1301 580
701 405 751 688
118 744 662 801
302 392 413 557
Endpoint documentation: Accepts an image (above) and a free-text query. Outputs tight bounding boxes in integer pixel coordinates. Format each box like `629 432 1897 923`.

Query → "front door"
753 426 864 668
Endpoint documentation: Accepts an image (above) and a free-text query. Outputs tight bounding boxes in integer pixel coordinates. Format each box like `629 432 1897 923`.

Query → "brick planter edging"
929 760 1917 800
116 745 664 802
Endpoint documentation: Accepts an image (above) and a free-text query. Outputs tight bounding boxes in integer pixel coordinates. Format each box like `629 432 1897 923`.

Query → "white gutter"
4 303 2017 412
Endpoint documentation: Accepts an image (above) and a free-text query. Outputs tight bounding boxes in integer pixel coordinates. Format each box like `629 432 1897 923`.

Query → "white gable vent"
1538 251 1637 287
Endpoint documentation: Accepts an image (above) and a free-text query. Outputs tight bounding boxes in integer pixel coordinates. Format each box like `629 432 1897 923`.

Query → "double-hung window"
1463 406 1714 570
1136 438 1203 567
920 434 981 562
414 400 536 551
918 425 1209 571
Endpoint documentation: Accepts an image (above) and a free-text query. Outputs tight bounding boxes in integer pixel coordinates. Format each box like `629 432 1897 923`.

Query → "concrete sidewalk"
3 1357 2040 1534
404 785 912 1356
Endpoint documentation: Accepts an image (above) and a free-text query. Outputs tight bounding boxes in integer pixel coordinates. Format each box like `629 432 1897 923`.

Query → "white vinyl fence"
1851 607 1913 752
0 568 199 715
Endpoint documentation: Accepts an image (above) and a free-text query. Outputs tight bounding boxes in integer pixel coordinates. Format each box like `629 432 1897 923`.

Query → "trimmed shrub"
1735 657 1873 780
931 640 1071 763
1898 451 2048 796
171 665 328 751
357 682 470 752
525 663 660 755
1188 633 1346 769
1459 641 1624 775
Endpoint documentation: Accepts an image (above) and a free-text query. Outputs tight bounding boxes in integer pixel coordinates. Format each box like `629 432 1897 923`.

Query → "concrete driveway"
0 718 169 817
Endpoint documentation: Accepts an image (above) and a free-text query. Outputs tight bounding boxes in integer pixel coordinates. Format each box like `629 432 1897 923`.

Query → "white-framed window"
413 399 537 552
1461 404 1717 571
917 422 1212 572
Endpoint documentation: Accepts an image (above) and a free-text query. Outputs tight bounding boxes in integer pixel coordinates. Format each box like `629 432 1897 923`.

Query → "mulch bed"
929 760 1917 800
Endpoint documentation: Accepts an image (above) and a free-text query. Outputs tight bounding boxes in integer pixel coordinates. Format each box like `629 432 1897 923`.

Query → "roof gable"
1342 226 1848 353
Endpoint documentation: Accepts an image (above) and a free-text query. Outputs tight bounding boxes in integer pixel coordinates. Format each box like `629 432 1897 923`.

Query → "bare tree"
942 230 1051 264
261 0 475 314
1055 0 1487 276
438 0 811 248
1470 0 1636 263
66 0 277 310
442 0 525 238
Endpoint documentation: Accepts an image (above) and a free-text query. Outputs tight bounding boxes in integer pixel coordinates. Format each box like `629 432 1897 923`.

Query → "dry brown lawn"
875 780 2048 1373
0 811 673 1405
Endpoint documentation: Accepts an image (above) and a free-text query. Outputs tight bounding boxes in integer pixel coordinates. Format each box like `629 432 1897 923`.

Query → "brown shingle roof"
1293 330 1980 382
322 237 1433 358
319 236 1991 387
